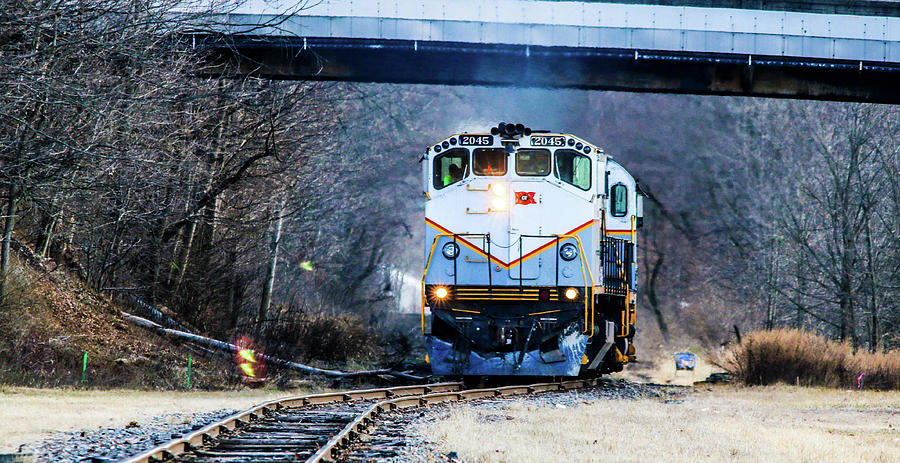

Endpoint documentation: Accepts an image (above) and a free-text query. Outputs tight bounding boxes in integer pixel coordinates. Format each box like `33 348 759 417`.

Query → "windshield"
556 149 591 190
473 148 507 176
433 148 468 189
516 149 551 176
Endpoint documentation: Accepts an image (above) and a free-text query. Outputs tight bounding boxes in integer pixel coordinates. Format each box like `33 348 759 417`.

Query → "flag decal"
515 192 536 205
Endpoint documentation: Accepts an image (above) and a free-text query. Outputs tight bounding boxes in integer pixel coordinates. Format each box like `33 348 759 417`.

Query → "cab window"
555 149 591 190
473 148 507 176
433 149 468 189
515 149 551 176
611 184 628 217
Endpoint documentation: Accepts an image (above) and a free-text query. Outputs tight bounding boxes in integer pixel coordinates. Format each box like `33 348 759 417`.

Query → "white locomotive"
421 123 641 377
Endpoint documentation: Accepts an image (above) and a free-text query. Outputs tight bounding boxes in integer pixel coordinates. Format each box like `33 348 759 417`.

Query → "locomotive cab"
421 123 639 377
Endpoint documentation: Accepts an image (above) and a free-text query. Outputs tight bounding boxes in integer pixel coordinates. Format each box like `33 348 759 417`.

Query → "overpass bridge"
201 0 900 102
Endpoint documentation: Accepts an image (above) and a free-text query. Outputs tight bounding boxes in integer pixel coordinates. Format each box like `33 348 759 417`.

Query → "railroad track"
122 379 601 463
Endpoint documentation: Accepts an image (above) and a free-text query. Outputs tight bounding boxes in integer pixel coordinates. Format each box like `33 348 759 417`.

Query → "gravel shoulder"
0 387 314 460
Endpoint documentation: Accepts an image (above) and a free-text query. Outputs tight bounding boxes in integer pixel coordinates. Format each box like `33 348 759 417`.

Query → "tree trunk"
794 257 806 330
864 218 879 353
225 250 241 331
151 182 175 305
0 183 20 304
645 252 669 340
174 221 197 291
258 202 285 333
38 196 60 258
764 235 779 330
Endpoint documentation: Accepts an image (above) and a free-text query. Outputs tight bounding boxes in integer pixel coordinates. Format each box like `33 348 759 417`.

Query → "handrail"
601 237 631 295
423 231 596 338
605 237 631 337
421 235 444 334
554 233 595 338
421 232 492 334
630 215 637 328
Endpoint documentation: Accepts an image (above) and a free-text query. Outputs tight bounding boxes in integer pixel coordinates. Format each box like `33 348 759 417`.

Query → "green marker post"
81 353 87 384
186 354 192 389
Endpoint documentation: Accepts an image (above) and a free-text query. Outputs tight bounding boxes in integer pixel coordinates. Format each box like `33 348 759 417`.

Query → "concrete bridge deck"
197 0 900 102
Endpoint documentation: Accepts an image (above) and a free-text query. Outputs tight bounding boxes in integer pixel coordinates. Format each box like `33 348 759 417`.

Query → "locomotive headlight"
491 183 506 197
565 288 578 300
559 243 578 261
435 287 449 299
441 242 459 259
491 197 507 211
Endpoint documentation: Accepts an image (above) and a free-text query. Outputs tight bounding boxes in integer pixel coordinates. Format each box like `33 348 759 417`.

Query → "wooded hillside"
2 0 896 373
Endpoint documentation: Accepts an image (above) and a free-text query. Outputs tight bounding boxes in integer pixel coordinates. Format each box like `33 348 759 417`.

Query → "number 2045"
460 135 492 146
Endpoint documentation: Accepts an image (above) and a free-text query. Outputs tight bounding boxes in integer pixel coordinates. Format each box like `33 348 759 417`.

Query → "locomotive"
421 123 641 377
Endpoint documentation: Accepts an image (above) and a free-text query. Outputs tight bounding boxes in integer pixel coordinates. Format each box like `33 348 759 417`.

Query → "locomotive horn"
495 122 530 138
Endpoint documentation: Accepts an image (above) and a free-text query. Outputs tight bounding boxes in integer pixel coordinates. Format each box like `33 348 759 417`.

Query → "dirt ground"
612 350 721 386
0 387 315 453
422 385 900 463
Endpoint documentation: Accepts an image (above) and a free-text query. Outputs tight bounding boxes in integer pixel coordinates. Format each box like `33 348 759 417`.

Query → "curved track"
122 379 600 463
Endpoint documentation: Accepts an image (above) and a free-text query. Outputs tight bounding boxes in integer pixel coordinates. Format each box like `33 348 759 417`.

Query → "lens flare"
435 287 448 299
300 261 314 271
238 349 256 363
491 197 507 211
565 288 578 300
492 183 505 197
234 336 267 384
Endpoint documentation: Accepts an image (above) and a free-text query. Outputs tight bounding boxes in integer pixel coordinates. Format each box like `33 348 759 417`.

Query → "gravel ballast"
18 409 238 462
15 380 684 462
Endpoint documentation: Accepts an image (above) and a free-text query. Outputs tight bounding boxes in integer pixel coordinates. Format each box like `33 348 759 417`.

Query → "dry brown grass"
421 385 900 463
0 254 239 389
722 329 900 390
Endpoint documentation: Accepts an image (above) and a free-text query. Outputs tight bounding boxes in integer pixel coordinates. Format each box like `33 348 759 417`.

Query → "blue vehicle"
421 123 642 377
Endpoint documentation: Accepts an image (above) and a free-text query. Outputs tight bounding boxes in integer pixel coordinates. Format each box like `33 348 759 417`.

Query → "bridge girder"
207 37 900 103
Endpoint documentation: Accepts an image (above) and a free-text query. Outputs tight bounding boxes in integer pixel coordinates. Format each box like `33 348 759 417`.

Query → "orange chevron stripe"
425 218 596 269
425 218 510 268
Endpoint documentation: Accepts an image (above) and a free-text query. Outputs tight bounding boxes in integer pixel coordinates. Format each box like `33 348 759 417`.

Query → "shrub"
266 312 383 364
722 329 900 390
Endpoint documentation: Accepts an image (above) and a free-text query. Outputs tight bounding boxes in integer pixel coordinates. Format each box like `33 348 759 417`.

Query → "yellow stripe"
528 310 562 316
450 308 481 314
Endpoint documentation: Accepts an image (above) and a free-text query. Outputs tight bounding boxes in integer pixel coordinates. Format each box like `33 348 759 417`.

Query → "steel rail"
120 379 599 463
308 379 598 462
120 382 462 463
